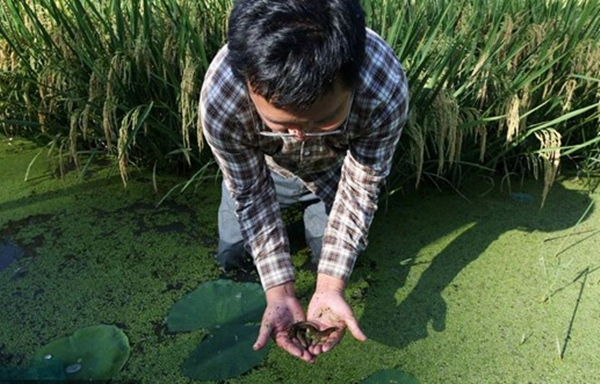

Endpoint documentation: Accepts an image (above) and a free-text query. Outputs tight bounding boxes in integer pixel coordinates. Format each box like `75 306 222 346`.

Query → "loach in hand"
287 321 338 348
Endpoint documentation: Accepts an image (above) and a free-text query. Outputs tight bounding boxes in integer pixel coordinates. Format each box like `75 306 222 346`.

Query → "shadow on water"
0 178 123 216
359 178 594 350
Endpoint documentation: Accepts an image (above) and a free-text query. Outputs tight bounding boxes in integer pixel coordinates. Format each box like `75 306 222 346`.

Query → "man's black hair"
227 0 366 110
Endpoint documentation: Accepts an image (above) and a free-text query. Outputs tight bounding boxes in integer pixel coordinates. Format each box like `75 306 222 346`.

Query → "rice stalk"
57 138 66 179
162 33 177 82
520 83 531 119
82 60 105 141
406 111 424 187
133 34 151 81
477 125 487 162
179 52 198 166
0 39 10 71
597 87 600 126
102 96 117 150
195 103 205 153
542 71 554 101
560 78 578 113
499 13 515 65
117 117 129 186
69 108 81 168
102 53 125 150
439 90 461 169
476 70 490 108
2 0 600 193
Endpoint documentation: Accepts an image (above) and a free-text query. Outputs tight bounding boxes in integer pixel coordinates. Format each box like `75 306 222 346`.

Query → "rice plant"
366 0 600 196
1 0 599 194
0 0 230 183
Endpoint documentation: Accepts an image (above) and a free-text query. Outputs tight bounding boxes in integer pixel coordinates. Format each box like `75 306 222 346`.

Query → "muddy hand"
253 282 316 363
307 274 368 355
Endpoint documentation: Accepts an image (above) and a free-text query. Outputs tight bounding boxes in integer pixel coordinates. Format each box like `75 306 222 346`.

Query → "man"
200 0 409 363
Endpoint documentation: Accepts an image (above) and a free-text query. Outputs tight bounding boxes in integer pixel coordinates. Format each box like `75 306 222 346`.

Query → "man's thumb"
346 317 367 342
253 323 271 350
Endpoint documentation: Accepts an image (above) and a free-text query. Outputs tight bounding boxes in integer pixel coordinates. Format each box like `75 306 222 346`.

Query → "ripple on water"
0 238 25 272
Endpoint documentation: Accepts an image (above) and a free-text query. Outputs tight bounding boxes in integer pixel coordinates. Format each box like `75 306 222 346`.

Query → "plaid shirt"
201 28 409 290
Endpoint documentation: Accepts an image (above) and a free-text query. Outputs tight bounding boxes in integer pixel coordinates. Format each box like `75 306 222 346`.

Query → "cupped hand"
253 282 315 363
306 274 367 355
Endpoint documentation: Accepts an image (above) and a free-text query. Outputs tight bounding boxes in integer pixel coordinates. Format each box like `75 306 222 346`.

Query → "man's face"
247 80 354 141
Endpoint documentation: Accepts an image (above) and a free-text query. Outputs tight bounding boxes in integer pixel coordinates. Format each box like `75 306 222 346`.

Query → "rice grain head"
180 54 197 165
102 96 116 150
117 113 132 186
476 70 490 107
0 41 9 71
506 95 521 144
520 84 531 129
597 87 600 125
162 33 177 81
499 14 515 65
478 125 487 162
560 78 578 113
103 54 126 150
534 128 562 208
431 90 460 173
470 52 489 84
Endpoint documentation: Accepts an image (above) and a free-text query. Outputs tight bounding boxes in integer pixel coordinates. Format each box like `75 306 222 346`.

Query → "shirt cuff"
255 252 295 291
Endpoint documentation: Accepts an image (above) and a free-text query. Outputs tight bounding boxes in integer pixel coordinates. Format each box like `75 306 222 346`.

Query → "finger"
275 333 316 363
307 325 345 355
345 316 367 342
308 343 322 355
318 328 345 353
253 322 273 351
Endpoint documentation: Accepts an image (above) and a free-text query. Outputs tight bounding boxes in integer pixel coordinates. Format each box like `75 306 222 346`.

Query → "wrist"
316 273 346 294
265 281 296 302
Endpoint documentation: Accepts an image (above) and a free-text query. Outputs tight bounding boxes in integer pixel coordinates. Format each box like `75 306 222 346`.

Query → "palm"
306 290 365 355
254 294 315 363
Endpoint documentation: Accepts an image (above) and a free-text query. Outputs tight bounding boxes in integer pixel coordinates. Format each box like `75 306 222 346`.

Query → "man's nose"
288 128 307 140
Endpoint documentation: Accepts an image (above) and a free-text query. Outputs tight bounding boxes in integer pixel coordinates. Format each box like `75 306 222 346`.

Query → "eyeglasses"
252 91 354 139
255 121 348 138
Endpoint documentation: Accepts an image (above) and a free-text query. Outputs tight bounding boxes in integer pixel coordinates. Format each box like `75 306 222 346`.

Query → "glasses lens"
253 90 353 138
257 123 345 137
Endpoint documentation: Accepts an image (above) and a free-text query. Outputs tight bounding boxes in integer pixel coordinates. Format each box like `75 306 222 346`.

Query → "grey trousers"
217 172 329 270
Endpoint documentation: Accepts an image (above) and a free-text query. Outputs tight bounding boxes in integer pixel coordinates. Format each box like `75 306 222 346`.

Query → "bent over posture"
200 0 409 363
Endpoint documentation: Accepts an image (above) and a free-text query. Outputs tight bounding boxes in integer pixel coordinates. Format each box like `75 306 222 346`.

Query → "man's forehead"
249 85 352 124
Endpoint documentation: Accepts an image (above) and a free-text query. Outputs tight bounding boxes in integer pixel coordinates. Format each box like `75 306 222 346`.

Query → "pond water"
0 238 24 272
1 136 599 383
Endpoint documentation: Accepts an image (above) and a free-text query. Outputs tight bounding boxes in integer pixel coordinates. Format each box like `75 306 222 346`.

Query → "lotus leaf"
31 324 130 382
182 323 269 381
167 279 265 332
362 369 419 384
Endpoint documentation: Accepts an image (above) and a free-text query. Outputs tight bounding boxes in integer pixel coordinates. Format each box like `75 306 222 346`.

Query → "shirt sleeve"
200 68 295 291
317 79 409 281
